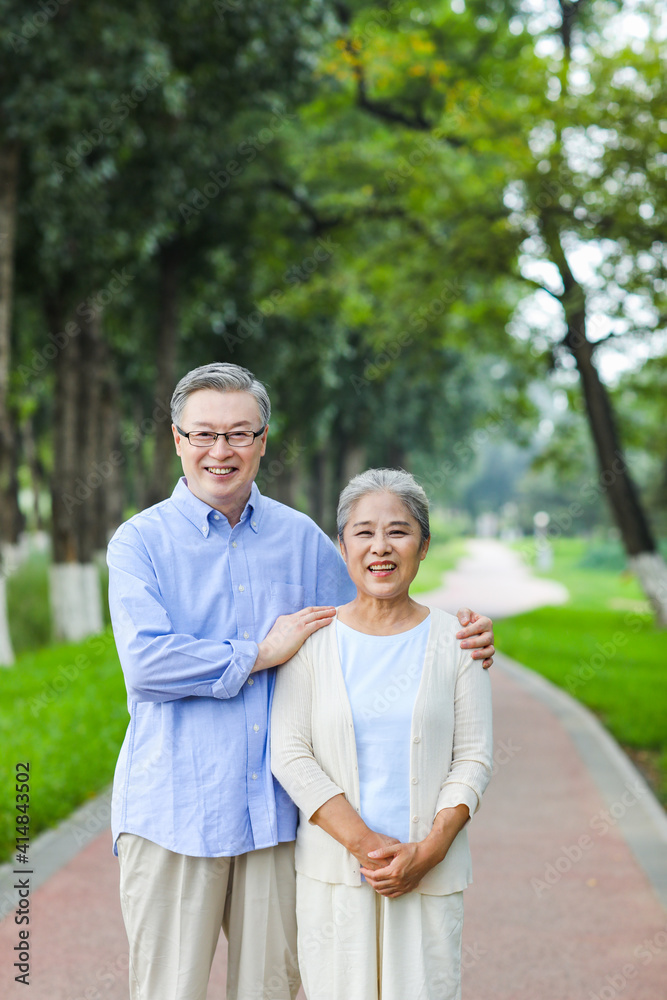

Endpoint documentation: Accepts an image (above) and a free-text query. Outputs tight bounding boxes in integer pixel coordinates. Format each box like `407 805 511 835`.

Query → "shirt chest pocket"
269 581 306 616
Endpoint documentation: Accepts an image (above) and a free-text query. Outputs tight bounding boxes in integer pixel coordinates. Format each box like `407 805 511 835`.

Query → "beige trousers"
117 833 299 1000
296 873 464 1000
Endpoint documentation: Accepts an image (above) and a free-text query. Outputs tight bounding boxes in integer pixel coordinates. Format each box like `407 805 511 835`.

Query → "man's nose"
209 434 234 458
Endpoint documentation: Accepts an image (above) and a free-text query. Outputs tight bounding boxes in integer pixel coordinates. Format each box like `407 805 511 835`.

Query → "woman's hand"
360 841 436 898
351 830 401 872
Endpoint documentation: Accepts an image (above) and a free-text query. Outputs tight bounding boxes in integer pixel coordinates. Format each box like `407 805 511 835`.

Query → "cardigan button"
411 777 418 784
413 736 421 744
412 815 419 824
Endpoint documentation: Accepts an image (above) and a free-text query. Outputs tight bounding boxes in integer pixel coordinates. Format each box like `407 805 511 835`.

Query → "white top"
271 607 493 894
336 615 430 844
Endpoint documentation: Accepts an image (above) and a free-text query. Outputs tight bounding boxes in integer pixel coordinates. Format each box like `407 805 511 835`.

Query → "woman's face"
339 491 430 601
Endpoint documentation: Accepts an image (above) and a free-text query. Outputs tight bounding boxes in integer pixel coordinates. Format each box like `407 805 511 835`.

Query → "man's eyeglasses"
176 426 266 448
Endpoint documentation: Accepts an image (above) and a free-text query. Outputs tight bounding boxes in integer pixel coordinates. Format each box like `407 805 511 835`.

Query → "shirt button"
243 631 249 639
247 678 254 686
214 514 220 520
232 541 237 548
252 520 257 528
412 816 419 824
413 736 421 744
238 584 245 592
411 777 418 784
253 724 260 732
251 772 258 780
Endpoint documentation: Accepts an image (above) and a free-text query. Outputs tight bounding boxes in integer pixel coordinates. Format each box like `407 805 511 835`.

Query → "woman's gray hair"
170 363 271 427
337 468 430 543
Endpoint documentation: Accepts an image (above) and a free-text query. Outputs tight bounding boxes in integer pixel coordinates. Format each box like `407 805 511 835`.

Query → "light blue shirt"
336 614 430 844
107 477 355 857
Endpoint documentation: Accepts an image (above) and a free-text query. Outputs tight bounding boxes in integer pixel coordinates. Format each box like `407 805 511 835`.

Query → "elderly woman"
271 468 493 1000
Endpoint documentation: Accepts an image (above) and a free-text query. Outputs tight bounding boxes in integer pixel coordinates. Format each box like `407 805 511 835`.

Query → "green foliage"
0 629 128 862
5 552 51 654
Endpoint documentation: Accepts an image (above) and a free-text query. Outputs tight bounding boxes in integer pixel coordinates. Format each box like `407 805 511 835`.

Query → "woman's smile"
367 561 398 576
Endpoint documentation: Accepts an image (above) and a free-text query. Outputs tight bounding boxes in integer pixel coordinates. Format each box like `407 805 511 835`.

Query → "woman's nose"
370 534 391 554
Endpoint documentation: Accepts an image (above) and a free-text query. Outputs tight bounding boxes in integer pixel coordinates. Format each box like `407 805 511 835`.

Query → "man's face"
172 389 268 521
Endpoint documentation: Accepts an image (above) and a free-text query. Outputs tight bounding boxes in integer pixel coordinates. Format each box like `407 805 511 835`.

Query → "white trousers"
117 833 300 1000
296 873 464 1000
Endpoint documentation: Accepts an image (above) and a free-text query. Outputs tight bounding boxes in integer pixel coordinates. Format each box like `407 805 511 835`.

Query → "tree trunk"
565 309 667 625
0 141 21 665
96 350 124 546
49 299 104 641
21 414 45 531
0 140 22 546
145 240 181 508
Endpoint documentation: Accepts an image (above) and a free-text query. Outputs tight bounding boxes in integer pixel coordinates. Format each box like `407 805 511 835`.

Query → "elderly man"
107 362 495 1000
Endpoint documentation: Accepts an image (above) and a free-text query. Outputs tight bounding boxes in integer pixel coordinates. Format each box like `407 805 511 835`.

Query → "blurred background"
0 0 665 860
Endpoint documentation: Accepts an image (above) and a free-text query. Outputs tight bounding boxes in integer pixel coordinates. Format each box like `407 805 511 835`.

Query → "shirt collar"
171 477 263 537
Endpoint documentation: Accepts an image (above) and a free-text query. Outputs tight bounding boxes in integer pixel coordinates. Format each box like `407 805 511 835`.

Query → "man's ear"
172 424 183 457
259 423 269 458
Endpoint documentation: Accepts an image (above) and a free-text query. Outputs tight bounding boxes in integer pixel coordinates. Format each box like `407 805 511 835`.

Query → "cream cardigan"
270 607 493 895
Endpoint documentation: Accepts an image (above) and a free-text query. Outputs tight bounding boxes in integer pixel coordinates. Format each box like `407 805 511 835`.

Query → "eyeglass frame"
175 425 266 448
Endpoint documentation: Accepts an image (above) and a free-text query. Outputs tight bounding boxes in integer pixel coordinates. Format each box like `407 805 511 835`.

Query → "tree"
273 0 667 622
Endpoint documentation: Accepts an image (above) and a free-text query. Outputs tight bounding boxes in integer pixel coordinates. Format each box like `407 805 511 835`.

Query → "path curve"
425 537 569 619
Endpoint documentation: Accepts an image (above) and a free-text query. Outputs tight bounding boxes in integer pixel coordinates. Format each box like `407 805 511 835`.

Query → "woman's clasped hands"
360 839 438 898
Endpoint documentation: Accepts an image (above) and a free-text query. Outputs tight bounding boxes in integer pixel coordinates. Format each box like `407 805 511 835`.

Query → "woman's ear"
420 534 431 561
338 535 348 563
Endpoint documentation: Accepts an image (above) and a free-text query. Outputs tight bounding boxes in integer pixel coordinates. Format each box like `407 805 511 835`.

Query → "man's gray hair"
170 363 271 427
337 468 430 543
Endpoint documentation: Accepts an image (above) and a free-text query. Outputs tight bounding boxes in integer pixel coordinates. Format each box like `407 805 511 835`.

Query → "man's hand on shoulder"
455 608 495 669
253 606 336 672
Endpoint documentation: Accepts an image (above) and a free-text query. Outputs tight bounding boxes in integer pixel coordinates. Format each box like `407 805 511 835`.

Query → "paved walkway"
2 540 666 999
427 537 569 619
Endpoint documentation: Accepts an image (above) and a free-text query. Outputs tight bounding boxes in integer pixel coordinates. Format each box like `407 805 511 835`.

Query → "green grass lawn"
494 538 667 805
0 629 128 862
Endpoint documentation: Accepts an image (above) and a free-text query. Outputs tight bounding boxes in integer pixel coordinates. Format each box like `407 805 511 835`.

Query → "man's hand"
360 841 433 898
455 608 495 669
253 606 336 672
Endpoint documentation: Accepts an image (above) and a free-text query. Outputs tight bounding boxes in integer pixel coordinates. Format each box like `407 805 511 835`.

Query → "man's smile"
206 466 236 476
